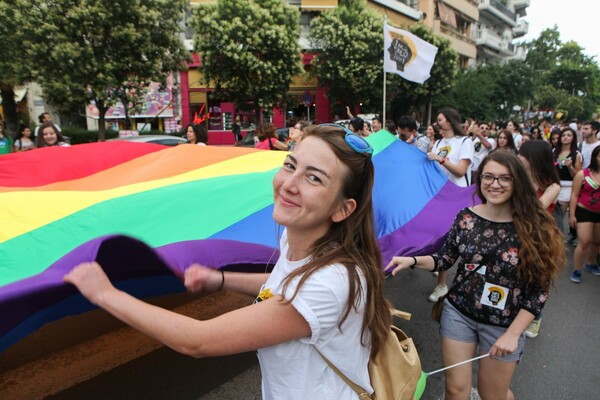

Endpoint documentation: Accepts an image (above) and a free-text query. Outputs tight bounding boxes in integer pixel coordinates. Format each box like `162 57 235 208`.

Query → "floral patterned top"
432 208 548 327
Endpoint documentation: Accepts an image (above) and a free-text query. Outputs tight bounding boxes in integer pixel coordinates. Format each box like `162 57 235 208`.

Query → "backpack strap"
316 350 371 399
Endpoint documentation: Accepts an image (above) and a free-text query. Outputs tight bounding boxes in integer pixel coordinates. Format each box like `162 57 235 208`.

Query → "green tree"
15 0 188 140
388 24 458 124
526 27 600 120
525 26 561 73
0 1 36 135
309 0 384 116
193 0 302 122
434 66 497 122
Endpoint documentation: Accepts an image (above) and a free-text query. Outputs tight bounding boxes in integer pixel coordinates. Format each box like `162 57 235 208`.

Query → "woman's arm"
565 153 583 177
273 139 288 151
385 255 435 276
427 152 471 179
539 183 560 210
569 171 584 227
489 309 534 358
184 264 269 297
64 262 310 358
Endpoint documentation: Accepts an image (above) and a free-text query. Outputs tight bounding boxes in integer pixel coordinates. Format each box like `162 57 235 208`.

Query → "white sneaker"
525 318 542 338
428 285 448 302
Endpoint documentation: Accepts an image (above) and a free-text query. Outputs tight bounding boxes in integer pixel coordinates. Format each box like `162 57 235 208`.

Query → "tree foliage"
388 24 458 123
526 26 600 120
193 0 302 120
0 1 37 134
9 0 188 139
309 0 384 116
434 61 534 122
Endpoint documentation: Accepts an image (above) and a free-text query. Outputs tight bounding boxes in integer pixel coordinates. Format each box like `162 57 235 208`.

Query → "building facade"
473 0 529 64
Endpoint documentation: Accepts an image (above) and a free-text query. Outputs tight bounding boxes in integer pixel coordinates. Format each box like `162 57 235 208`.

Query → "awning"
437 1 457 29
301 0 338 11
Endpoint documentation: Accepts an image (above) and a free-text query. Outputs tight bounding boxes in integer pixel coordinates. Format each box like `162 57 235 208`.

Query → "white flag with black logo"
383 23 438 84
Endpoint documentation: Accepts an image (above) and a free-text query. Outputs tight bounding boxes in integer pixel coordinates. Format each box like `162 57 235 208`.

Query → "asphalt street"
4 247 599 400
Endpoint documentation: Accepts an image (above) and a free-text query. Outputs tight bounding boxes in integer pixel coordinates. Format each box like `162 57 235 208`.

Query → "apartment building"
473 0 529 64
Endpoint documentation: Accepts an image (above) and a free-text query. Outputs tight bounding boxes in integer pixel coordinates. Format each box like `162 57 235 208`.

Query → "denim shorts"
440 299 525 362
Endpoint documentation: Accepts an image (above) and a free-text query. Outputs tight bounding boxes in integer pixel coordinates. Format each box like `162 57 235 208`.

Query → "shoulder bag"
317 309 421 400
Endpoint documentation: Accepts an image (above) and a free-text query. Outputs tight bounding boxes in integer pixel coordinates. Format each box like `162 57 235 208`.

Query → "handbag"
431 248 499 323
317 309 421 400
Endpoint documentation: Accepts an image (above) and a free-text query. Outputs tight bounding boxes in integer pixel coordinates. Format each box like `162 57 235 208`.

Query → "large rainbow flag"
0 131 474 351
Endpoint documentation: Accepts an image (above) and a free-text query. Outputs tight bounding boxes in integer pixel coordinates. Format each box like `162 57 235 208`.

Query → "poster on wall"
87 75 175 120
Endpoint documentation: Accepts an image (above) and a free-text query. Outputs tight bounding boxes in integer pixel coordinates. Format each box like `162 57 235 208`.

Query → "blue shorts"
440 299 525 362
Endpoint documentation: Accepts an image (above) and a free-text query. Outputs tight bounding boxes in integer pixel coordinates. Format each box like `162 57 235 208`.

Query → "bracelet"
218 269 225 291
410 256 417 269
439 157 446 165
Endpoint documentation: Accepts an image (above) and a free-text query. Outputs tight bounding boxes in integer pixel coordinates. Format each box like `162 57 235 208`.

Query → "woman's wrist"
218 270 225 291
410 256 417 269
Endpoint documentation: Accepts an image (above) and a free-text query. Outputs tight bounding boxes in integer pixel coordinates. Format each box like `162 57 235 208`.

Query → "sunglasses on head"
319 123 373 155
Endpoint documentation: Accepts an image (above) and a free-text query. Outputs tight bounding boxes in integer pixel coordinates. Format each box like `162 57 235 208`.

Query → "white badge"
480 282 509 310
465 263 486 275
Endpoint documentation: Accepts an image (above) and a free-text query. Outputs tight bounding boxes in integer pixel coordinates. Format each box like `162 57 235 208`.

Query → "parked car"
108 135 188 146
236 128 289 148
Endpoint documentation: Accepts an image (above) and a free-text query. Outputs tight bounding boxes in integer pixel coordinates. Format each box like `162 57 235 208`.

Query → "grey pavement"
47 245 600 400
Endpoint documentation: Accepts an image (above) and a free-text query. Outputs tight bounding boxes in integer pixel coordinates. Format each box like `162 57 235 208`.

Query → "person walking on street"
232 116 243 144
554 127 583 246
518 140 561 338
427 108 474 303
0 122 15 155
64 125 392 399
387 151 565 400
569 145 600 284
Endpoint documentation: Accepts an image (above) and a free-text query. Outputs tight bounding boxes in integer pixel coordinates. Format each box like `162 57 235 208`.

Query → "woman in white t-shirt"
64 125 391 399
428 108 474 304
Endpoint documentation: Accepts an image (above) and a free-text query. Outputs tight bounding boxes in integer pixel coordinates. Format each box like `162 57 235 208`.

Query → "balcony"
512 0 530 11
513 19 529 38
472 25 513 56
477 0 517 27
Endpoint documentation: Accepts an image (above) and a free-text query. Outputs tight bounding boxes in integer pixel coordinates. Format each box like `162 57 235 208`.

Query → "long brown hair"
281 125 391 357
257 122 277 141
476 151 565 288
35 122 66 147
518 140 559 191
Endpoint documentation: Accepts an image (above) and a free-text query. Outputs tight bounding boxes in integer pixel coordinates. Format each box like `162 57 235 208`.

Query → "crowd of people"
0 112 68 154
4 106 597 399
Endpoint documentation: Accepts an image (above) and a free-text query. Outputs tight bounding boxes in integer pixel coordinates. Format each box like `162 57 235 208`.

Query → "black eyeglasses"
480 174 514 186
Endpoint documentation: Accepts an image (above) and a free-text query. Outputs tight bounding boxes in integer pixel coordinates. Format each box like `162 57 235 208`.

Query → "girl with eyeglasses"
386 151 565 400
287 121 308 151
64 125 391 399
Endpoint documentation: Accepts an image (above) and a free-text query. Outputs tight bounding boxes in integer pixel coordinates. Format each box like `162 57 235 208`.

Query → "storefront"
86 75 179 134
179 52 331 145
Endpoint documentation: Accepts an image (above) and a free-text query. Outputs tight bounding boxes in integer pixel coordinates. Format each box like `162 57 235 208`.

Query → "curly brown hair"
476 151 566 289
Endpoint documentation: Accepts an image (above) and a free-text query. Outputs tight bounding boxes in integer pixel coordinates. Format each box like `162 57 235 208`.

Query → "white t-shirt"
513 133 523 150
580 140 600 168
256 231 371 400
432 136 475 187
471 137 496 172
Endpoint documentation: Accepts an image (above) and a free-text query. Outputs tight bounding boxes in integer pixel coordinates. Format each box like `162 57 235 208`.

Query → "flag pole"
383 70 386 123
382 20 387 123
